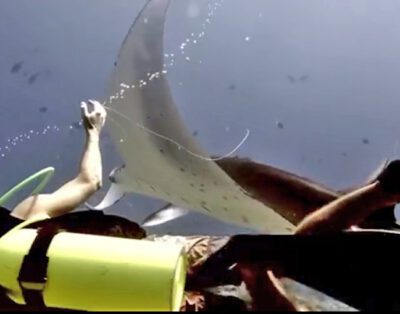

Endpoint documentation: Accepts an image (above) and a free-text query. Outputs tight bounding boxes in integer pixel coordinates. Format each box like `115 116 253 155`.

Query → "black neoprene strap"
17 225 59 308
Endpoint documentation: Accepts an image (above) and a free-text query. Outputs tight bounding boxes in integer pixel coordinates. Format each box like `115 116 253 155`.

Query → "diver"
3 154 399 312
0 99 107 237
2 98 400 311
185 160 400 311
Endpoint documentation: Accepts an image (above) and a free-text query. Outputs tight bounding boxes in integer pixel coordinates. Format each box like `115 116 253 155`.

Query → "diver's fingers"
80 101 90 117
88 99 107 117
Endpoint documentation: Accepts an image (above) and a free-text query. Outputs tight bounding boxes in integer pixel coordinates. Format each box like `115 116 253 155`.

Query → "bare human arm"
295 160 400 235
10 100 107 220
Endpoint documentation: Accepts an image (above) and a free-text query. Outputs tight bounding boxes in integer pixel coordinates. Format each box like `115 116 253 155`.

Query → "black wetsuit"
0 206 23 237
190 231 400 311
0 207 25 310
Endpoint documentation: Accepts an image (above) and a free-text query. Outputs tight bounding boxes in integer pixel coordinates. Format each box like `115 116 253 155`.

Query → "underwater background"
1 0 400 236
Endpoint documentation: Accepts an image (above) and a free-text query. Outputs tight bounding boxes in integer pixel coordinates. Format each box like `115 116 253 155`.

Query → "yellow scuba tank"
0 216 187 311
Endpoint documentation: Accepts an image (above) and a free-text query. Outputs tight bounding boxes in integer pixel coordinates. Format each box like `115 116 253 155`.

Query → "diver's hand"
237 264 301 311
376 160 400 202
80 99 107 135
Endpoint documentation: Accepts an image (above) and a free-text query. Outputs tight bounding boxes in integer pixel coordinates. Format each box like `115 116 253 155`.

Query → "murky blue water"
1 0 400 237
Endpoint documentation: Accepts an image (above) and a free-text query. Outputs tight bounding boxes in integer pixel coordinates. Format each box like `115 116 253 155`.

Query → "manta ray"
87 0 295 234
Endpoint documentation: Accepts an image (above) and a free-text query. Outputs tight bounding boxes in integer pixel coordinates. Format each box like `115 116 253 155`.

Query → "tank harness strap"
17 225 59 308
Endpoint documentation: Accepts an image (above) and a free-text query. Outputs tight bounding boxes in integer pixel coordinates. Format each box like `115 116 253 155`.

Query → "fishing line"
102 104 250 162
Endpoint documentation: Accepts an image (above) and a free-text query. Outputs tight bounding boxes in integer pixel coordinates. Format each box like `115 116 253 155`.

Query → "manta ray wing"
104 0 294 233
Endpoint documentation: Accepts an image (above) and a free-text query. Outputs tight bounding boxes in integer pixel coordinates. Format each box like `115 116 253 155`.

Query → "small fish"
276 121 284 129
288 74 309 84
28 72 40 85
39 106 48 113
362 138 370 145
299 74 309 81
10 61 23 74
228 84 236 91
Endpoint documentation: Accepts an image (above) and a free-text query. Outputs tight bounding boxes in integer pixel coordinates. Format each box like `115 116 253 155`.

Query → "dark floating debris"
39 106 48 113
276 121 284 129
114 61 117 67
192 130 198 137
10 61 23 74
341 152 347 157
362 138 370 145
28 72 40 85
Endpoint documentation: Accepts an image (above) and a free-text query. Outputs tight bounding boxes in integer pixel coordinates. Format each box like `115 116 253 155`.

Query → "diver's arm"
10 100 106 220
296 160 400 235
295 181 391 235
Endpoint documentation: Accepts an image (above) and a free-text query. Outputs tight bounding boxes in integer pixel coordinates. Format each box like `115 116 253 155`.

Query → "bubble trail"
0 121 85 160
